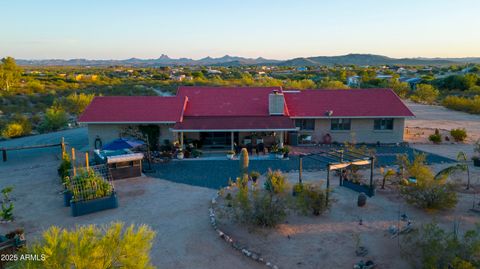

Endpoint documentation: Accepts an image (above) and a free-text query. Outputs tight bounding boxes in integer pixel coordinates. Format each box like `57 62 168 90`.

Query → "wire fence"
67 164 115 202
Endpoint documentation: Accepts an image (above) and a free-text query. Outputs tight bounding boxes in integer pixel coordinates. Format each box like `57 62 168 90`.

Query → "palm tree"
434 151 471 189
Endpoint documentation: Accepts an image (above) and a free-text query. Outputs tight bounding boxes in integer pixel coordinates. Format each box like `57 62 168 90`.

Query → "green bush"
294 183 329 215
1 123 24 138
410 84 440 104
429 133 442 144
14 222 156 269
231 171 289 228
400 154 458 210
450 128 467 142
39 104 68 133
57 151 71 183
402 222 480 269
443 95 480 114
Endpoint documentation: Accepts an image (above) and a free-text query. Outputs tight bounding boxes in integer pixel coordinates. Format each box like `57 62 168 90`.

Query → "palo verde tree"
11 222 156 269
0 57 22 91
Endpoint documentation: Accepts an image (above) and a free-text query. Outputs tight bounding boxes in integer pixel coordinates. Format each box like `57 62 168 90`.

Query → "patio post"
369 157 374 189
279 131 284 147
299 156 303 184
180 132 184 149
231 131 234 151
326 164 330 206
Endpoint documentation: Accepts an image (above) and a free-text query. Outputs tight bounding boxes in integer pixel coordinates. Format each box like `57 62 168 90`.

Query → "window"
331 119 351 131
295 119 315 130
374 118 394 130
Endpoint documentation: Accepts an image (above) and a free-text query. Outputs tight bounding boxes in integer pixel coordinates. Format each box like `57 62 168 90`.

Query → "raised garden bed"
70 192 118 217
64 190 73 207
342 180 375 197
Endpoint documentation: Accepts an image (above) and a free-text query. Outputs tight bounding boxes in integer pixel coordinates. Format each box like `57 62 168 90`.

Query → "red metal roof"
177 86 284 117
79 87 414 126
78 96 186 123
284 89 414 118
173 116 296 131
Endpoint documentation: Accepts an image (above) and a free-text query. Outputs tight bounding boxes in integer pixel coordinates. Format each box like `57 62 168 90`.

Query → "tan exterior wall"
86 123 174 149
298 118 405 144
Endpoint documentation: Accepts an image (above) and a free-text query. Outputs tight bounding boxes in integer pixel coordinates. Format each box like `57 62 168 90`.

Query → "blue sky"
1 0 479 59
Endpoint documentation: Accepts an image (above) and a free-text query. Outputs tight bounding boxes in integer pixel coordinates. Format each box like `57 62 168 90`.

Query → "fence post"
61 137 66 155
85 152 89 170
72 148 76 176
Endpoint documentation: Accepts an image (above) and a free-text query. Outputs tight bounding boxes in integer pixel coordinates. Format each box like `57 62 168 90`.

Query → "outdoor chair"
257 143 265 155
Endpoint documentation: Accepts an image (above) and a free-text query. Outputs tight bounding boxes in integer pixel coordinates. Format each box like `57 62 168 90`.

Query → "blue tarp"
102 138 144 150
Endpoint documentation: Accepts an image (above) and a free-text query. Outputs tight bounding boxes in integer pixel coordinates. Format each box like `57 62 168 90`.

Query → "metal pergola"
298 149 375 205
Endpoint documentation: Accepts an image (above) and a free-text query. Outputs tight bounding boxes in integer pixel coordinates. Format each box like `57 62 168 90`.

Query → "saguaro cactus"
239 148 249 176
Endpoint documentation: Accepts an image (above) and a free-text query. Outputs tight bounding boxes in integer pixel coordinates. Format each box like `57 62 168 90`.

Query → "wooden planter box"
70 193 118 217
342 180 375 197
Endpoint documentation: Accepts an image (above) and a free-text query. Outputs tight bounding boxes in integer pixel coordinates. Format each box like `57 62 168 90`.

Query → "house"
79 86 414 150
347 76 361 87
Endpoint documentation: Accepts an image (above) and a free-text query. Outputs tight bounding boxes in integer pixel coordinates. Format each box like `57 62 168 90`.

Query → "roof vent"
269 90 284 115
325 110 333 116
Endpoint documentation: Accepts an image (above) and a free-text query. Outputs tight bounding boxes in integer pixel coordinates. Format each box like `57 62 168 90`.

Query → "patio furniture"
257 143 265 155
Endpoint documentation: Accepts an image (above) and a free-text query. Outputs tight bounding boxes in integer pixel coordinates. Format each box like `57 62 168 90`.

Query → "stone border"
209 191 279 269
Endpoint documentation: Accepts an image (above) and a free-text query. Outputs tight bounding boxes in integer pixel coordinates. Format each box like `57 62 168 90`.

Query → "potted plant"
282 146 290 158
226 150 235 160
177 149 184 160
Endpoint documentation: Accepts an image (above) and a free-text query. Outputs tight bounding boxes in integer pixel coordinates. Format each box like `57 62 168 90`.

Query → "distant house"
74 74 98 81
207 69 222 75
296 67 308 72
347 76 361 87
79 86 414 150
399 77 422 90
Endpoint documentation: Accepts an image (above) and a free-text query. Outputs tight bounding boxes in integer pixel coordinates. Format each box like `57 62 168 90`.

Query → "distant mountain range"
15 53 480 67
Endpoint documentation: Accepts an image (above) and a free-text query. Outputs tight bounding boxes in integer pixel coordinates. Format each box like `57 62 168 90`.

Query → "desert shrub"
402 222 480 269
13 222 156 269
65 92 94 115
39 104 68 132
400 154 458 210
264 169 289 194
443 95 480 114
0 186 14 221
231 171 289 228
57 151 71 183
450 128 467 142
294 183 329 215
410 84 440 104
1 123 24 138
429 133 442 144
249 171 260 181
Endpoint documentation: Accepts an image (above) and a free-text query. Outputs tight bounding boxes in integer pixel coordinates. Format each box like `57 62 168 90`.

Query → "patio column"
279 131 284 147
231 132 234 151
180 132 184 149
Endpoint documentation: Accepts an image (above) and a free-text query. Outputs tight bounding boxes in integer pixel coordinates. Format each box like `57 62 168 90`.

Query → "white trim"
81 121 176 124
171 128 298 133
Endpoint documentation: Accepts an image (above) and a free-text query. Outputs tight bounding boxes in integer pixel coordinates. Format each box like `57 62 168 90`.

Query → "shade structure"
102 138 145 150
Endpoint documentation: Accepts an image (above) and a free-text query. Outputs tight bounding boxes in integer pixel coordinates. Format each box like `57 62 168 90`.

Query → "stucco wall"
298 118 405 144
86 123 174 149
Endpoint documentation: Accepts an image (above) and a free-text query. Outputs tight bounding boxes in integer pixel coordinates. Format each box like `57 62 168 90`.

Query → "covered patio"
172 116 298 153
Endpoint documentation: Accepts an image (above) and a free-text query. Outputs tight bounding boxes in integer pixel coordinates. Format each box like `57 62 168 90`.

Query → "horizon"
1 0 480 60
7 53 480 61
